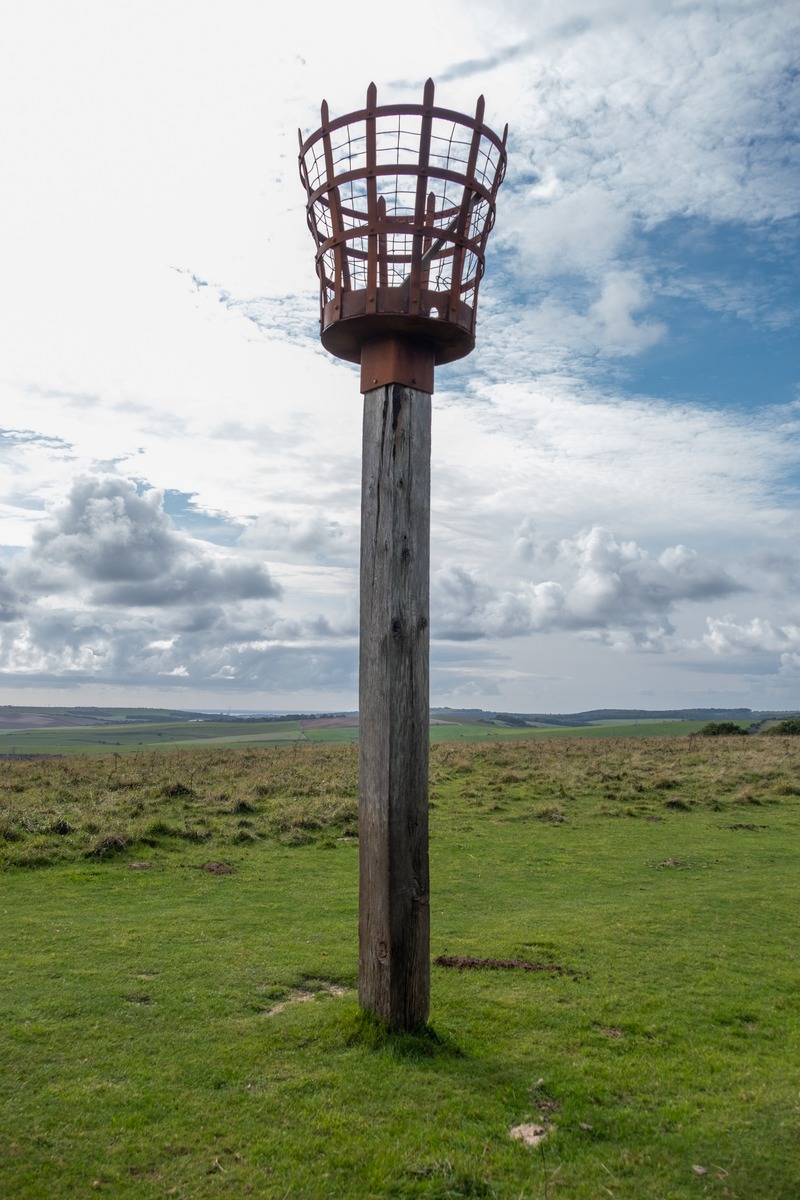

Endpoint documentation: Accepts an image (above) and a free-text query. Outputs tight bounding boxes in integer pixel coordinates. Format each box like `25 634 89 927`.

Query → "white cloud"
703 617 800 657
0 475 358 693
500 185 632 278
431 383 800 560
435 525 742 644
586 272 665 355
19 476 280 605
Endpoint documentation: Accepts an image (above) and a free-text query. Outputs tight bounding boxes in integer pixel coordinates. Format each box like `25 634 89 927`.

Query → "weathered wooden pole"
299 80 506 1030
359 383 431 1027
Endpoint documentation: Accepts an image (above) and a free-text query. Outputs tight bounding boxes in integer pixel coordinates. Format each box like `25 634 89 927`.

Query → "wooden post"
359 383 431 1030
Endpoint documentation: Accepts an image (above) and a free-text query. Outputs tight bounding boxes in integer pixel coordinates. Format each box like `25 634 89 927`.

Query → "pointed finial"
321 99 329 127
367 81 377 111
423 78 435 109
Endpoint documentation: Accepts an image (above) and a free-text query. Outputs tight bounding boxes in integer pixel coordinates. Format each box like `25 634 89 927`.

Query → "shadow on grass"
340 1006 465 1060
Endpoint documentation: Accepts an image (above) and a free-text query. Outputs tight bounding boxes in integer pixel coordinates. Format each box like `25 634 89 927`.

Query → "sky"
0 0 798 715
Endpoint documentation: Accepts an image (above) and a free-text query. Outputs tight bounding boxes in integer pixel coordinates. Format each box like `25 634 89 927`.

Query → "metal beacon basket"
298 79 507 393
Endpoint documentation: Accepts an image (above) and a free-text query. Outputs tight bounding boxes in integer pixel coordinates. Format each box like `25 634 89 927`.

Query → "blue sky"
0 0 798 713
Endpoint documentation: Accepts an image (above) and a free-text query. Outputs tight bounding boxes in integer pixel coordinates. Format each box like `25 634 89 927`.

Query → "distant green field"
0 716 747 755
0 719 306 755
303 726 360 744
431 719 726 741
520 719 719 738
585 717 692 725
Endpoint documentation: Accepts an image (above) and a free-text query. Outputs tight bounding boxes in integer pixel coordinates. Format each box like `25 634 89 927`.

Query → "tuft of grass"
534 803 567 823
86 831 130 857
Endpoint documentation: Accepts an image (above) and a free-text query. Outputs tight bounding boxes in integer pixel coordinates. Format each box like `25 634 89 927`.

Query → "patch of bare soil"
298 716 359 730
261 982 350 1017
128 862 153 870
434 955 575 976
201 862 235 874
509 1123 550 1147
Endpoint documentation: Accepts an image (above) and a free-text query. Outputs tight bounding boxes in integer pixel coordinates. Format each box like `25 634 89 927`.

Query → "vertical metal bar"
298 127 327 316
378 195 388 290
365 82 379 312
408 78 435 315
319 99 351 315
448 95 486 321
421 191 436 293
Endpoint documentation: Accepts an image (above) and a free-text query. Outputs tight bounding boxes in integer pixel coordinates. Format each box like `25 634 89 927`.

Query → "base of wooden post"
358 383 431 1031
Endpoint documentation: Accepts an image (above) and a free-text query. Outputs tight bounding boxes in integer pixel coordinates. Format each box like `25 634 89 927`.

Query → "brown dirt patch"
434 955 574 976
298 716 359 730
201 862 235 874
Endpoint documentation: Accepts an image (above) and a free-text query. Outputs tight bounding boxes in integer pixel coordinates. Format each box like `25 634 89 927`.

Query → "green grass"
2 737 799 1197
429 719 734 741
303 726 361 744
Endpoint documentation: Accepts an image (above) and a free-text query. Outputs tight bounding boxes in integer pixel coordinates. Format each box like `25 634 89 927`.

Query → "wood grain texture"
359 383 431 1030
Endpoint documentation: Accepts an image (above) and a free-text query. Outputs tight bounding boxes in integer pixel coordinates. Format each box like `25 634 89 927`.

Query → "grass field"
2 736 799 1197
0 716 732 756
0 718 310 756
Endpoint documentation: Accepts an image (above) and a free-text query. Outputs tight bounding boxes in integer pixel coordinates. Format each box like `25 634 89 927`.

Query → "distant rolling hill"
1 704 799 756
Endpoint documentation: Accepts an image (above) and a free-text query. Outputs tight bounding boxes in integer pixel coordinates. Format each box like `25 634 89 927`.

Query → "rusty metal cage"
298 79 507 387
